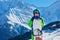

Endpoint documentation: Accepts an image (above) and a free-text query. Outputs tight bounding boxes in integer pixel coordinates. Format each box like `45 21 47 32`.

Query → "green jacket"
28 17 44 28
28 18 44 40
28 17 44 40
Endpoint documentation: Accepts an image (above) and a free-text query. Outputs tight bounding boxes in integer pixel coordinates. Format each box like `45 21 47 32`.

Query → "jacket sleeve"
28 18 33 28
41 18 44 28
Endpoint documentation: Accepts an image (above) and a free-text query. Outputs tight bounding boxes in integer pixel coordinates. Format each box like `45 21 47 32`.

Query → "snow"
0 0 60 40
7 13 31 30
42 29 60 40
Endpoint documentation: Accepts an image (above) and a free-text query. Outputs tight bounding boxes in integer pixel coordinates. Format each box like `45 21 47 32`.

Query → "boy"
28 9 44 40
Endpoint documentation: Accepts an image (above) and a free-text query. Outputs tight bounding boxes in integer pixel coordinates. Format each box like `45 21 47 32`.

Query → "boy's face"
34 13 39 16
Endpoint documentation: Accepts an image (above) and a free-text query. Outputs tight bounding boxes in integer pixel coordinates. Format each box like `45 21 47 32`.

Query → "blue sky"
22 0 57 7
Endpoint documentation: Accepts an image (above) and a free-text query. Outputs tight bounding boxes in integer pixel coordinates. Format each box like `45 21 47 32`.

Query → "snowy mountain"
7 0 60 40
0 0 60 40
40 0 60 24
0 0 36 40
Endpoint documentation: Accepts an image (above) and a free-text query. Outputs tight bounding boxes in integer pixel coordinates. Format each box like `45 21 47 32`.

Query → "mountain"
0 0 60 40
43 21 60 32
40 0 60 24
0 0 36 25
0 0 36 40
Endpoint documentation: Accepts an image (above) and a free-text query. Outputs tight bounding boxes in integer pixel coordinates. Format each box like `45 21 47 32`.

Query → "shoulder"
30 17 34 21
40 17 44 22
40 17 43 20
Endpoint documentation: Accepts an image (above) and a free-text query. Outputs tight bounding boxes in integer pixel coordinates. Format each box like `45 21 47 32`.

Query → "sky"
22 0 57 7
